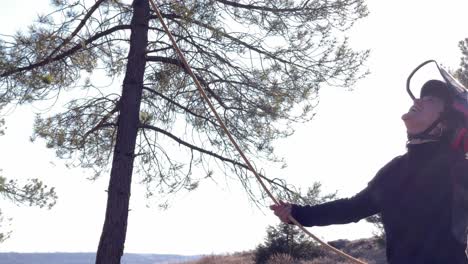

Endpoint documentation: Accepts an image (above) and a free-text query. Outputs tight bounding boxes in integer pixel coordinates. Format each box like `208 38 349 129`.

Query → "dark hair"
442 109 466 141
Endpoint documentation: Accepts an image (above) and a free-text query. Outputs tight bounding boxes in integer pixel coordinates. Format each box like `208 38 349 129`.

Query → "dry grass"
176 251 254 264
266 253 299 264
177 238 387 264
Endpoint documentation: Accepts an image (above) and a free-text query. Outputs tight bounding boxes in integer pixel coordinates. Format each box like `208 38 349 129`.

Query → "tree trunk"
95 0 149 263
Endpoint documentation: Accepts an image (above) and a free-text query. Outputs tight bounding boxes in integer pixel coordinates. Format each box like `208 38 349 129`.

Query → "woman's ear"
429 123 446 137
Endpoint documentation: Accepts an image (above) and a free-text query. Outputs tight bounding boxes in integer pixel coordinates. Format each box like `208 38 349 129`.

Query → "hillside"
0 238 386 264
179 238 387 264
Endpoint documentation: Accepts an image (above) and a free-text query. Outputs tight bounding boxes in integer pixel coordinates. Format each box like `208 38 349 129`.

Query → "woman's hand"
270 201 292 224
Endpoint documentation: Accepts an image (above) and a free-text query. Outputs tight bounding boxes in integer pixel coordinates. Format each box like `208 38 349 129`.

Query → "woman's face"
402 95 446 134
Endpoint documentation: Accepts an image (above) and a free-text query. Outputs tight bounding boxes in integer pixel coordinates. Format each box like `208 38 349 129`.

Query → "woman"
271 79 468 264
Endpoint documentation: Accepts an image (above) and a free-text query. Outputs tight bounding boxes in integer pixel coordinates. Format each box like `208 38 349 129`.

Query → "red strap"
464 132 468 153
452 128 468 151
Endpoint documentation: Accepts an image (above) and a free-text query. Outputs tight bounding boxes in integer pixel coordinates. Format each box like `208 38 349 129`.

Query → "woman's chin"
401 113 419 131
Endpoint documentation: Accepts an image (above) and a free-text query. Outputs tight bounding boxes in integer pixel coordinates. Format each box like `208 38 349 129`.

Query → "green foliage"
254 183 338 264
0 176 57 209
455 38 468 88
273 181 338 208
255 224 321 264
40 74 54 85
1 0 369 202
31 97 119 179
0 209 11 243
0 169 57 243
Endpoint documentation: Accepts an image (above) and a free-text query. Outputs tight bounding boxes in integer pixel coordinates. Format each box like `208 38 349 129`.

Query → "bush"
254 224 321 264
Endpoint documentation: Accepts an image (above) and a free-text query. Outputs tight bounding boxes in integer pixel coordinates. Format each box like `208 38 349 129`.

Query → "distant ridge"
0 252 202 264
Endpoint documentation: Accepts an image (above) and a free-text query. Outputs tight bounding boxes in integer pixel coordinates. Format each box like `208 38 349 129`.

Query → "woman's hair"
442 108 466 142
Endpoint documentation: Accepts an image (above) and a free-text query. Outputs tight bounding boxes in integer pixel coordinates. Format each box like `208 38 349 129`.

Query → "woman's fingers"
270 201 292 223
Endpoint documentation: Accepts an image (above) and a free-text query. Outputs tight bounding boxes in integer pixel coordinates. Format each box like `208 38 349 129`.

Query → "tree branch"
45 0 107 60
1 25 131 78
146 55 229 109
140 124 297 195
142 86 220 129
215 0 312 12
81 121 118 148
157 14 309 71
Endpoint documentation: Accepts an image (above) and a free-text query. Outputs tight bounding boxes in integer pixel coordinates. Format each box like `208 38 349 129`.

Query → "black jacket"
291 141 468 264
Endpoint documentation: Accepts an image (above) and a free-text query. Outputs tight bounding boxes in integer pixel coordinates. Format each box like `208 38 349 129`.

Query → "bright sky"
0 0 467 256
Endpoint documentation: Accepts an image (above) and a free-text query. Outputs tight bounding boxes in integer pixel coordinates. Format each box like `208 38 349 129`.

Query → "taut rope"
148 1 367 263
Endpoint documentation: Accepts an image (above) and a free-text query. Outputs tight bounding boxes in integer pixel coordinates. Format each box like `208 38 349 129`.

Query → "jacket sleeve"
290 156 403 227
451 157 468 245
290 187 380 227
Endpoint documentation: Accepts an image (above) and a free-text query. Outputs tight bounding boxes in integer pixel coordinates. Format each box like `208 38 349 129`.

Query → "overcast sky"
0 0 467 256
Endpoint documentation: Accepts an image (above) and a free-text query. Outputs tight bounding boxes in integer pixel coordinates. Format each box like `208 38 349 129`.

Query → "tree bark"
95 0 149 263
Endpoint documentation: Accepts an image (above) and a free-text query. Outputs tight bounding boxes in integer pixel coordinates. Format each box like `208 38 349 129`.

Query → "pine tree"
455 38 468 87
0 1 369 263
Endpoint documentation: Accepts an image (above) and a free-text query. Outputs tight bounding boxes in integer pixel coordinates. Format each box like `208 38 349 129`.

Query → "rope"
148 1 367 263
